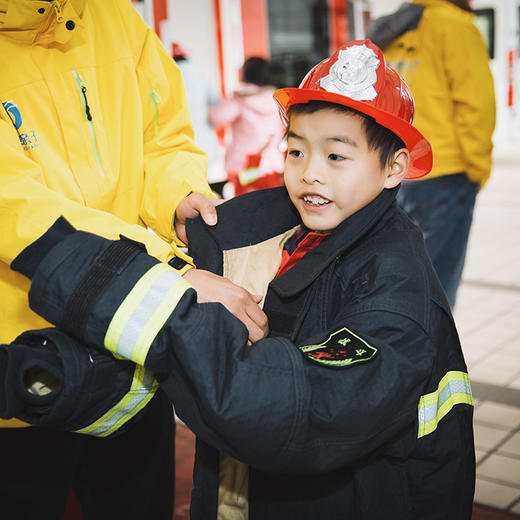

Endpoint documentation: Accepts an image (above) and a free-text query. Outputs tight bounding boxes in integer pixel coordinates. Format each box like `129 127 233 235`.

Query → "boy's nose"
301 164 323 184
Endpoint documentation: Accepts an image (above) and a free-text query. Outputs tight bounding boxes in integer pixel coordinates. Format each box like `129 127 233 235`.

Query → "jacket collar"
271 186 399 297
187 186 399 298
0 0 85 45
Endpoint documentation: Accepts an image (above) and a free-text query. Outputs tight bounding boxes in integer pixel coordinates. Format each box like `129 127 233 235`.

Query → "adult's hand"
174 193 224 244
183 268 269 344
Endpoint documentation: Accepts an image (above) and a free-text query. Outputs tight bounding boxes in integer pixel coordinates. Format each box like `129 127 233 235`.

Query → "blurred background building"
132 0 520 144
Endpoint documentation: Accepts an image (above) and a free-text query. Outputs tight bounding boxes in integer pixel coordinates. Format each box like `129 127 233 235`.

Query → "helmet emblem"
320 44 380 101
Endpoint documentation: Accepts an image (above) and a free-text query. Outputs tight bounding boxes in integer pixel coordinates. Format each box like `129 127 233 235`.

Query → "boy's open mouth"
302 194 331 207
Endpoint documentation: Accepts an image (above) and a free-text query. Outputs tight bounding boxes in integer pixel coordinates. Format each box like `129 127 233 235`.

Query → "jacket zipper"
73 70 105 177
149 89 161 136
52 1 64 23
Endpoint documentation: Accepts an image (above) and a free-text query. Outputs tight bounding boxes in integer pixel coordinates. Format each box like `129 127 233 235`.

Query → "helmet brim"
274 87 432 179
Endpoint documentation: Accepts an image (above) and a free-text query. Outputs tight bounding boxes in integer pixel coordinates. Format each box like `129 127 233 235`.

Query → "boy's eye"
328 153 345 161
288 149 303 158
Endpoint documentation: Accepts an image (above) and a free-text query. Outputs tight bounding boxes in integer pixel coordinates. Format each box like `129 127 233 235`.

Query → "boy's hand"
183 269 269 344
174 193 224 244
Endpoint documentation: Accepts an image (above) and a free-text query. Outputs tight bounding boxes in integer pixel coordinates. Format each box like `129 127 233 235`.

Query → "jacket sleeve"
116 0 213 246
443 16 495 185
134 24 214 245
0 116 177 265
13 220 437 474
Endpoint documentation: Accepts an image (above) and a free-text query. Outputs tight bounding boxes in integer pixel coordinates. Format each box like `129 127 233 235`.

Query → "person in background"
172 42 225 194
0 1 267 519
209 56 285 196
367 0 496 308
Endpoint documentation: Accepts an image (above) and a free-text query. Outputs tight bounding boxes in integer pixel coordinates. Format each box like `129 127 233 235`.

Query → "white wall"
168 0 221 92
214 0 245 95
368 0 402 17
472 0 520 140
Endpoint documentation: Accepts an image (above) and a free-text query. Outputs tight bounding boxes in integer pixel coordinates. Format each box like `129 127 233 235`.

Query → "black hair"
287 101 406 170
242 57 271 86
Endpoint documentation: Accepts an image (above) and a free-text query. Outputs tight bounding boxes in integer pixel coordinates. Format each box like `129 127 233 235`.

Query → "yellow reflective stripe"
104 263 167 356
417 371 473 438
132 275 191 364
74 365 158 437
104 263 191 365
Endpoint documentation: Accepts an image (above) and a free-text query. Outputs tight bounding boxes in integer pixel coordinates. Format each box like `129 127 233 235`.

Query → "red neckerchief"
276 229 330 278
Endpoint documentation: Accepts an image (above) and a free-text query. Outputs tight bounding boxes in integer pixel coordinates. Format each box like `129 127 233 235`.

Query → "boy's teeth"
304 195 329 205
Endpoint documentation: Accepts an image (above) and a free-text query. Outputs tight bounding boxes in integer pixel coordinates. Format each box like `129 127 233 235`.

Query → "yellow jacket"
0 0 211 427
382 0 496 185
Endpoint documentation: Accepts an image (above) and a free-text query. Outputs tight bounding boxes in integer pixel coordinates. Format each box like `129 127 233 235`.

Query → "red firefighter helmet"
273 40 432 179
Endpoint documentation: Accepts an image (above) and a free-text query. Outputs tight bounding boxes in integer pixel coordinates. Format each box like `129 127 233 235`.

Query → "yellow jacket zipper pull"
52 1 64 23
81 86 92 121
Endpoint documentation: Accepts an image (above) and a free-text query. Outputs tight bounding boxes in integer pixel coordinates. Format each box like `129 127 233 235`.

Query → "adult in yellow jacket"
0 0 267 518
367 0 496 308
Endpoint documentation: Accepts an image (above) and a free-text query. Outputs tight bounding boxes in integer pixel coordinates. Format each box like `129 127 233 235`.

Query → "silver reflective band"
104 263 192 365
417 371 473 438
75 365 158 437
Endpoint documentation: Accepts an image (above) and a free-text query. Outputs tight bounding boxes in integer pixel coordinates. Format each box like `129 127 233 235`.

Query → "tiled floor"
454 140 520 516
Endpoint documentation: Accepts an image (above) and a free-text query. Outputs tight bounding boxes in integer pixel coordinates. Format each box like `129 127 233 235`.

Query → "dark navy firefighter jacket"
10 186 475 520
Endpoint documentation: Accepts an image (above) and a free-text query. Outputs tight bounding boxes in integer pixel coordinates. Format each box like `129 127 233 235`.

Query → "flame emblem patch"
299 327 377 368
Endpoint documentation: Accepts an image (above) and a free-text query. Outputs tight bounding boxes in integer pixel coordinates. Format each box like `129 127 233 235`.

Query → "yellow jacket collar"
0 0 85 44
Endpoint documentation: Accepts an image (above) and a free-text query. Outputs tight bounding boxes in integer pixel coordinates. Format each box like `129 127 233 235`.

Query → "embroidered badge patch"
299 327 377 368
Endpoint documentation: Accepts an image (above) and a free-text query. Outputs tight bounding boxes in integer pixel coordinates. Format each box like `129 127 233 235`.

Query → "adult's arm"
126 0 214 245
0 117 176 265
124 7 267 339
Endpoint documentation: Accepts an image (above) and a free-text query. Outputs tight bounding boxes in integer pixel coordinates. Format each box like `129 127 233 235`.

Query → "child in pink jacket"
209 57 285 195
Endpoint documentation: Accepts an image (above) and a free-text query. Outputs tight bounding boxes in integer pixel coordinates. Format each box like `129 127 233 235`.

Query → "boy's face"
284 109 406 233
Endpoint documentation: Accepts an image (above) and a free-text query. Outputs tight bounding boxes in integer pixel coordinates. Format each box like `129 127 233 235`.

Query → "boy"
3 40 474 519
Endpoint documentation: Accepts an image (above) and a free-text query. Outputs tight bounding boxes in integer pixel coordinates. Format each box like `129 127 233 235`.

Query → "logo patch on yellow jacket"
299 327 377 368
2 100 40 151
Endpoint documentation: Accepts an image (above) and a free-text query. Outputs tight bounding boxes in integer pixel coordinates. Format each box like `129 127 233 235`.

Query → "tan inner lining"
217 226 299 520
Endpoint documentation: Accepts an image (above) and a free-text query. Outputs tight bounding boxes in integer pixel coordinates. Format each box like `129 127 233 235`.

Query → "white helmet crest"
320 44 380 101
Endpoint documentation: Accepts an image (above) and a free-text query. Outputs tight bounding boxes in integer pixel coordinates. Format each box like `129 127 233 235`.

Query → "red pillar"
213 0 226 96
153 0 168 38
240 0 270 59
329 0 349 53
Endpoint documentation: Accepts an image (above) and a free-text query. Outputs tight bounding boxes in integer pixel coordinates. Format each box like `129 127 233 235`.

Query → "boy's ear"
384 148 410 189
